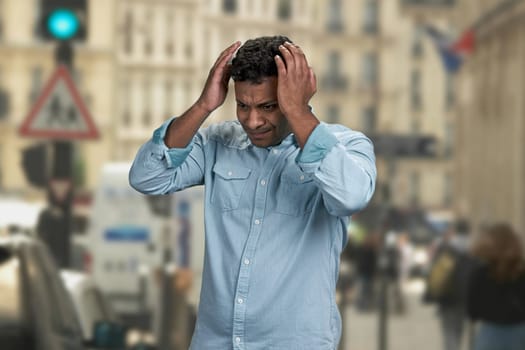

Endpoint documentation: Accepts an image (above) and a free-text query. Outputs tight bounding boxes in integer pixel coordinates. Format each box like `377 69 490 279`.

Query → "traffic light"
39 0 87 41
21 143 48 188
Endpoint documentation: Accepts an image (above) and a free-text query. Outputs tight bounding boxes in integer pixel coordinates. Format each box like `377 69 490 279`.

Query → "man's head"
231 35 291 83
231 36 293 148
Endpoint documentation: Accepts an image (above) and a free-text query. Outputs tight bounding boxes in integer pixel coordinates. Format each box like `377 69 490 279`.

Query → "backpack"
423 245 460 303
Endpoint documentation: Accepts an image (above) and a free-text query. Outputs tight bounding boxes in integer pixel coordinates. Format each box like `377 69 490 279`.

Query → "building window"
121 80 131 126
122 11 133 54
165 80 173 118
223 0 236 13
328 51 341 74
322 51 348 90
362 0 378 34
143 11 153 56
445 73 455 109
361 53 378 87
411 26 424 58
278 0 292 20
444 122 453 156
29 67 43 104
409 171 420 206
326 105 340 124
411 70 422 110
361 106 377 133
0 5 3 41
0 68 9 121
165 13 174 57
411 116 421 134
326 0 344 32
443 172 453 207
142 80 152 126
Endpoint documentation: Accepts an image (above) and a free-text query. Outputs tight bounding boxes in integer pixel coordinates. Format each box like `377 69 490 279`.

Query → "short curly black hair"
231 35 292 84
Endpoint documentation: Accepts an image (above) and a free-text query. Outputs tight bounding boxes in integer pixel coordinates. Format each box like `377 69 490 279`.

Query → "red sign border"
19 65 100 140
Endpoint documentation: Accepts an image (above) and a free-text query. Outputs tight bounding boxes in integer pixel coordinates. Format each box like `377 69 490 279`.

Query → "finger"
214 41 241 70
278 44 295 71
222 64 233 86
283 42 309 72
309 67 317 94
275 55 287 77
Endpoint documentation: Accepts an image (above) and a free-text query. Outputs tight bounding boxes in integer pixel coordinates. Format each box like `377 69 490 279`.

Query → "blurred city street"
343 279 471 350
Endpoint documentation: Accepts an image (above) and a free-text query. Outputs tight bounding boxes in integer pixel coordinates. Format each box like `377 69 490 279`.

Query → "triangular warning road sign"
19 65 99 140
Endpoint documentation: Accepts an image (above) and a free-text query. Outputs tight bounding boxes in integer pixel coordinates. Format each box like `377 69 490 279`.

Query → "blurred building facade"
0 0 457 212
450 0 525 234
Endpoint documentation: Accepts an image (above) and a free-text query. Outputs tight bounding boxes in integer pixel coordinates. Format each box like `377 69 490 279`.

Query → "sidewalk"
340 279 459 350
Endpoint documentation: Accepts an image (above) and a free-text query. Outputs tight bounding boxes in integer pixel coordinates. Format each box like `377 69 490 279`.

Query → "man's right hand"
196 41 241 114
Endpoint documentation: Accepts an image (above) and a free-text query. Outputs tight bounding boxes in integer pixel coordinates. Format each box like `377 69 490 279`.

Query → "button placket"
231 143 296 349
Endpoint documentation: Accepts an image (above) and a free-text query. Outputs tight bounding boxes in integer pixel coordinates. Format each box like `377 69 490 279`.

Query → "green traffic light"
47 8 80 40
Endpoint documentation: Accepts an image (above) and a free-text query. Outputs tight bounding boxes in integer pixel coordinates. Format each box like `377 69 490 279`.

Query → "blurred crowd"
339 218 525 350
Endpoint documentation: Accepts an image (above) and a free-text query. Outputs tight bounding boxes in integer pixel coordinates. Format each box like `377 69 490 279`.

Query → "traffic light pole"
37 40 75 268
377 157 395 350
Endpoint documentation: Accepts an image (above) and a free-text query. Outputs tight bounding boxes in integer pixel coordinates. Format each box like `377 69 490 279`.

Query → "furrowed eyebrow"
235 100 278 107
256 101 278 108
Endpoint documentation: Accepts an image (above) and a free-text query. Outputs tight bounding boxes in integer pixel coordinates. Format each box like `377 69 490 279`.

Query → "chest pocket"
275 166 318 216
211 164 252 211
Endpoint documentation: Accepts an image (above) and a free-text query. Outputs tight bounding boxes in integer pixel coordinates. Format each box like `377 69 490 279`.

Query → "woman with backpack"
467 223 525 350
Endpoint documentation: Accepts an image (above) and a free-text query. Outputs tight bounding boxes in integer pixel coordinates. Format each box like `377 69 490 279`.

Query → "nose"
245 108 265 130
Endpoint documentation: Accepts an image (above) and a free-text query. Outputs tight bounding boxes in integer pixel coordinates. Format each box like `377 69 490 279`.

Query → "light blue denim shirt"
129 119 376 350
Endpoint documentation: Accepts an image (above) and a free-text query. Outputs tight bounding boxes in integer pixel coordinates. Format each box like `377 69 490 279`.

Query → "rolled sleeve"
151 117 194 169
296 123 338 172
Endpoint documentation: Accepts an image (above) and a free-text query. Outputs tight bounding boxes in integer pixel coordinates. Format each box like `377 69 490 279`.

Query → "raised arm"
129 42 241 194
165 41 241 148
274 41 319 149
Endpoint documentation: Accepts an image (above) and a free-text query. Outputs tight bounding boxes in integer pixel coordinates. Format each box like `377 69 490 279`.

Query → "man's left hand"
275 42 317 119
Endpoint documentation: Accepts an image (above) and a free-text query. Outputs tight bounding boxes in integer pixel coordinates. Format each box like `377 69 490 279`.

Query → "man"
129 35 376 350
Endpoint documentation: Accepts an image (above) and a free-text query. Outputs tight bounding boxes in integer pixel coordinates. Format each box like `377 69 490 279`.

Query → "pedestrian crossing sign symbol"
19 65 99 140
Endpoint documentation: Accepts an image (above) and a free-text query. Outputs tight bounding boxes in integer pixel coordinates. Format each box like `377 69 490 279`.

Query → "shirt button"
260 180 266 186
300 175 305 181
235 337 241 343
237 298 244 304
228 171 233 176
273 149 279 154
254 219 260 225
244 258 250 265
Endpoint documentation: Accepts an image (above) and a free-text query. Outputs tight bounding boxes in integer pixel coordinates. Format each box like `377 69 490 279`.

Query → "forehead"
234 77 278 104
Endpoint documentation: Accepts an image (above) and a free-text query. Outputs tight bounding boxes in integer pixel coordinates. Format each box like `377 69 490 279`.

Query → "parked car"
0 234 84 350
0 234 141 350
60 270 156 350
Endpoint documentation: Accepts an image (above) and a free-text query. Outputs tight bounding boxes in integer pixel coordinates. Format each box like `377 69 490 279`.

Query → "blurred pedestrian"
355 232 380 311
384 231 405 314
423 219 472 350
129 35 377 349
467 223 525 350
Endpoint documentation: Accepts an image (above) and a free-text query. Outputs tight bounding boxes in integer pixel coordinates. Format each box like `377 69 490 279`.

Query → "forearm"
297 124 376 216
164 102 211 148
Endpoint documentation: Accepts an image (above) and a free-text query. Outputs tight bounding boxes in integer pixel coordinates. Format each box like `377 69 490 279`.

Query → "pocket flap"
281 166 314 184
213 164 252 180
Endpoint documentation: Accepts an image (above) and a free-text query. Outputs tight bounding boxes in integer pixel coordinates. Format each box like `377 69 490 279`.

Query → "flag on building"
425 26 475 74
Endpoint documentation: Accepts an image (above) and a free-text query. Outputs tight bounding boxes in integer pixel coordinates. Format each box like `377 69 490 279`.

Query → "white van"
85 162 205 328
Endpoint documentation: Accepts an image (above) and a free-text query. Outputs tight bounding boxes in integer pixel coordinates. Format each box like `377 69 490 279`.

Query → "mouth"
248 129 271 140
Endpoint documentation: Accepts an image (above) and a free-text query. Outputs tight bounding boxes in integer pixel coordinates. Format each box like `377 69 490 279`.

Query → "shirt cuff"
151 117 194 168
296 123 338 165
